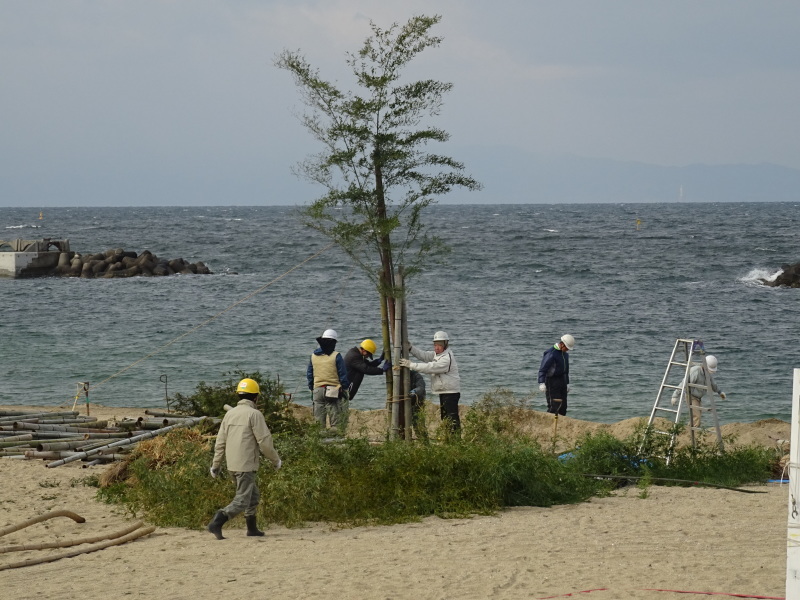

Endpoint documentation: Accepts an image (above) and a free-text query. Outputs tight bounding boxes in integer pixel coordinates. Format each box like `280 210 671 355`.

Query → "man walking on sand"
207 378 281 540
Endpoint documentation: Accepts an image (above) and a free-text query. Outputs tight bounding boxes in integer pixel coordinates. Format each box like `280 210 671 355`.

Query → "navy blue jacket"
538 345 569 385
344 346 384 400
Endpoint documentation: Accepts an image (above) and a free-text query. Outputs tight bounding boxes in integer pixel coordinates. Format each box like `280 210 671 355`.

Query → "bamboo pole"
0 434 34 447
400 273 412 442
12 422 121 434
145 409 191 418
391 283 403 441
36 439 105 451
0 525 156 571
0 410 31 417
0 411 79 423
0 521 144 554
45 417 206 468
36 419 107 426
25 450 128 461
15 431 91 440
786 368 800 599
0 510 86 537
3 439 88 450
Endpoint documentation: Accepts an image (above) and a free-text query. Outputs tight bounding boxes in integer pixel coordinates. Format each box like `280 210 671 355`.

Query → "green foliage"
95 392 779 530
562 425 779 490
169 369 308 435
461 388 533 441
276 15 481 296
99 426 597 529
655 443 778 487
97 428 231 528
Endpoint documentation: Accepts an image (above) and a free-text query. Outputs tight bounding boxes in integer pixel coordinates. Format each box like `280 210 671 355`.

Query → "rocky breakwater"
56 248 212 279
762 262 800 288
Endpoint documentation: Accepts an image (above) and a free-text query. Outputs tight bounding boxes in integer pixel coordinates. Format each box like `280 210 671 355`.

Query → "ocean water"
1 202 798 425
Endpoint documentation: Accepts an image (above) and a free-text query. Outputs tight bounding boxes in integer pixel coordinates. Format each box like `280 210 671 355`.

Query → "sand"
0 404 791 599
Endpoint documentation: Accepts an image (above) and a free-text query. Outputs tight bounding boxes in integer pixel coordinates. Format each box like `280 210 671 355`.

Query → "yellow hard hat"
237 378 260 395
360 339 377 356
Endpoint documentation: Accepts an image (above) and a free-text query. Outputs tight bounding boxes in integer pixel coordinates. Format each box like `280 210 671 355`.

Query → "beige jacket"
212 399 280 472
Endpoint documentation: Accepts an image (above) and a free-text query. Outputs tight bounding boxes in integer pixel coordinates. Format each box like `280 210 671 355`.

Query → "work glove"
567 384 571 392
719 392 726 400
380 360 392 372
538 383 546 392
671 396 678 406
397 358 411 368
275 459 282 471
210 466 219 479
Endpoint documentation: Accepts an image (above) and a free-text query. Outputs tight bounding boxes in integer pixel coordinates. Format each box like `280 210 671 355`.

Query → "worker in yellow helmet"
344 338 391 401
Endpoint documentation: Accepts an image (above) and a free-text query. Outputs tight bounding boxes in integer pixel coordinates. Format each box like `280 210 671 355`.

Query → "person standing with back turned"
538 334 575 416
207 377 282 540
307 329 350 433
398 330 461 433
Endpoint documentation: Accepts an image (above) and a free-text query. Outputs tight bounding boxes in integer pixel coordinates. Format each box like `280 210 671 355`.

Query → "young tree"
276 14 480 394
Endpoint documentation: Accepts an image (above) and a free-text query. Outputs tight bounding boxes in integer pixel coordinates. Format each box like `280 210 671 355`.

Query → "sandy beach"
0 404 791 599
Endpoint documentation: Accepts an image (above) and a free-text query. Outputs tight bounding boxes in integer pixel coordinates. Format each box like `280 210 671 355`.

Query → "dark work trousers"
439 392 461 432
545 377 568 416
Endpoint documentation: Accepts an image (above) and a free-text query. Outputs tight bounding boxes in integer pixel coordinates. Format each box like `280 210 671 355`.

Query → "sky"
1 1 799 207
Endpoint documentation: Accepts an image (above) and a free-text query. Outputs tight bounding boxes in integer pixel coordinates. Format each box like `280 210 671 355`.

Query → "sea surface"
2 203 798 425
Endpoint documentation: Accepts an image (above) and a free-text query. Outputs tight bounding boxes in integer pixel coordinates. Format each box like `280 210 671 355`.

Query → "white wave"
738 268 781 285
5 224 40 229
543 228 559 233
754 247 777 252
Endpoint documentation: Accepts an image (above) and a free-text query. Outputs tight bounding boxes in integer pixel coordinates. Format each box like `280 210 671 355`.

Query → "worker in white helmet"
538 334 575 415
307 329 350 433
671 354 726 428
398 330 461 433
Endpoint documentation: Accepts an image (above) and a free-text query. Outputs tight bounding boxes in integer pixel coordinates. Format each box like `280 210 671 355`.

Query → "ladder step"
669 360 689 366
662 384 682 390
654 407 679 414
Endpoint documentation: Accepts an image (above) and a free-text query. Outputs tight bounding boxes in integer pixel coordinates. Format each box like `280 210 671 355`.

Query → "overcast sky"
1 1 798 207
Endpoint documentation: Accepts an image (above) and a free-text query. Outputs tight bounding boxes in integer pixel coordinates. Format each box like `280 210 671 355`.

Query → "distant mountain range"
450 148 800 204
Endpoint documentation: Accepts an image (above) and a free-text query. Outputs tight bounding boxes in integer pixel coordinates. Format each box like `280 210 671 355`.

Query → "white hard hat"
560 334 575 350
433 330 449 342
705 355 718 373
322 328 338 340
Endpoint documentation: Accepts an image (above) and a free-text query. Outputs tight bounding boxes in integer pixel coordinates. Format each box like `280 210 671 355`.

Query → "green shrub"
96 386 778 529
170 369 308 435
98 426 599 529
562 425 779 490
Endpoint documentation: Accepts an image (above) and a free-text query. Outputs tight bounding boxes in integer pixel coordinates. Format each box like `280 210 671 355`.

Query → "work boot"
207 510 229 540
245 515 264 537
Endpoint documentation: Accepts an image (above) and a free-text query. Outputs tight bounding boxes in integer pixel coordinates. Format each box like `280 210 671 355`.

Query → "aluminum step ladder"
640 339 724 462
